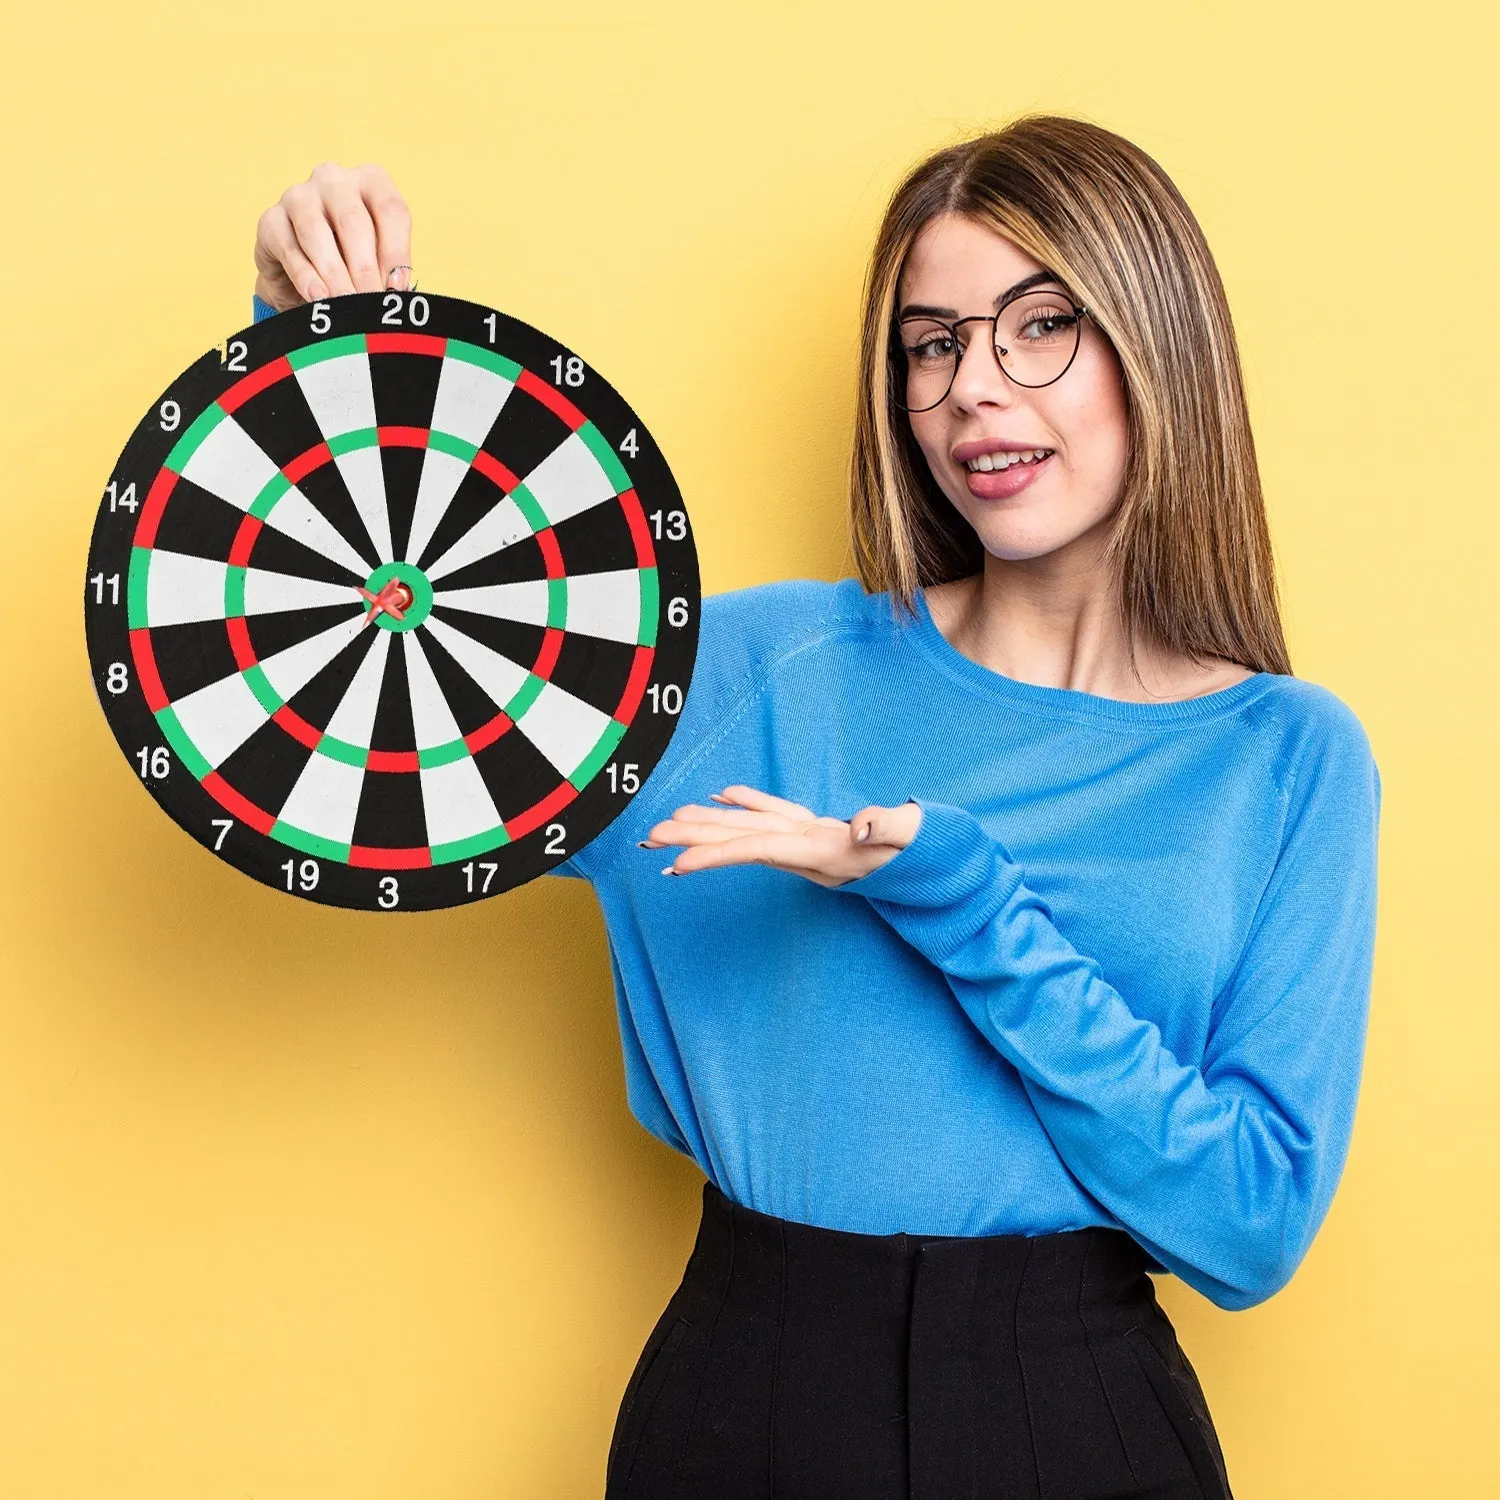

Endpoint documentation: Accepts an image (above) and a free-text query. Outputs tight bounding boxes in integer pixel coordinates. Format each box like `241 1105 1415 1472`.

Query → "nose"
946 323 1015 413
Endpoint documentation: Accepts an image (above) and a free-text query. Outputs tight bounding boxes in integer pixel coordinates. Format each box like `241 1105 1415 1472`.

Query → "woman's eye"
907 336 955 362
1018 312 1076 341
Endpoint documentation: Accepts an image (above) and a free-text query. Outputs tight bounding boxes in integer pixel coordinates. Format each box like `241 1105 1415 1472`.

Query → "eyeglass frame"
890 295 1092 412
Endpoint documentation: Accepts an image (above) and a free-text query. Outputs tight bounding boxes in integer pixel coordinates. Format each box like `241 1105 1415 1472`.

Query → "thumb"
850 804 901 847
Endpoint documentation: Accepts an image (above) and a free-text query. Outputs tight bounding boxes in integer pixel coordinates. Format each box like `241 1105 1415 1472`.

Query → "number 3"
377 876 399 909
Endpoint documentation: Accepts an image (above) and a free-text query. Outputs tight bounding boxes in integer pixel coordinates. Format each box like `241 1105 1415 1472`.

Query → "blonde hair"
848 114 1292 677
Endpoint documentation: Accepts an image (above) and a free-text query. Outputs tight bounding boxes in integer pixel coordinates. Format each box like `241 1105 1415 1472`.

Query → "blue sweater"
250 295 1381 1309
549 577 1381 1312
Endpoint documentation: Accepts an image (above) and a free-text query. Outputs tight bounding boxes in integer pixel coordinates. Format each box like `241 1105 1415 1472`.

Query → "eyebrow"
898 269 1064 320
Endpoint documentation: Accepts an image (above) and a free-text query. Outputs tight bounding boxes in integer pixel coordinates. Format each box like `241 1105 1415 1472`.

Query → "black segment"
232 374 328 469
481 387 571 486
429 533 548 594
284 629 379 736
244 603 364 664
153 479 249 562
378 445 424 564
150 618 240 703
245 516 368 586
216 714 318 819
414 463 519 573
551 501 640 575
352 770 428 850
471 725 576 827
548 626 640 718
415 629 503 737
367 630 418 753
369 347 443 431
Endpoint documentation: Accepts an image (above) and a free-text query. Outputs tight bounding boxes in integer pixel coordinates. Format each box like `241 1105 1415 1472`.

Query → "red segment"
226 616 257 671
227 515 264 569
618 490 657 568
378 426 429 449
535 527 564 575
129 628 169 713
282 441 333 484
134 468 178 549
463 713 512 754
220 356 292 414
202 772 276 835
507 781 580 842
366 332 446 357
471 449 519 493
532 625 564 681
272 705 322 750
366 749 421 772
349 844 432 870
617 644 655 724
517 368 585 430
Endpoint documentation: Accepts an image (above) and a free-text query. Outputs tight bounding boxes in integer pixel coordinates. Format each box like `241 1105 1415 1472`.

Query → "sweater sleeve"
834 709 1382 1311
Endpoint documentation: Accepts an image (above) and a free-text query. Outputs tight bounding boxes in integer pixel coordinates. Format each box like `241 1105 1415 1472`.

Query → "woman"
251 115 1381 1499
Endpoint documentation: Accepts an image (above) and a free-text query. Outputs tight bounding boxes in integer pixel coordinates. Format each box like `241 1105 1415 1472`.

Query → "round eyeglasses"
893 290 1090 412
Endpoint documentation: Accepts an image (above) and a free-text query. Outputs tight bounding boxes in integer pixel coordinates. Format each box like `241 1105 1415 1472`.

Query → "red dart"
359 579 413 626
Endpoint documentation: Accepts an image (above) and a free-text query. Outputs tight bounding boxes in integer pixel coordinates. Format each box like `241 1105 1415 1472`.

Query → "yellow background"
1 1 1494 1495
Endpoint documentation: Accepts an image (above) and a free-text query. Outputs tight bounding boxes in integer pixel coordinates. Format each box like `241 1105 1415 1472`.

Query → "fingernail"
856 825 871 843
661 865 680 876
710 793 730 803
637 840 655 848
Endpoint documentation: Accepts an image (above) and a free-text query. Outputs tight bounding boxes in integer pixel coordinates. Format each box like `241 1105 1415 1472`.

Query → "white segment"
258 614 368 704
169 671 269 769
259 486 371 579
333 444 394 563
432 355 515 444
404 447 474 567
522 431 617 527
294 351 378 437
242 568 363 615
403 633 465 750
421 616 529 714
276 751 366 847
423 617 610 779
424 494 532 583
434 577 550 629
513 677 615 779
420 757 503 848
144 549 229 627
437 568 641 645
179 415 281 511
322 629 391 748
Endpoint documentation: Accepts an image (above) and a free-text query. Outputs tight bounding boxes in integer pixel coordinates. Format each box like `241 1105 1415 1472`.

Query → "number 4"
619 428 638 457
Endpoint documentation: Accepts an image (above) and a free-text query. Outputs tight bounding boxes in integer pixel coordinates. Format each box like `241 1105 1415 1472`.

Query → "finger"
322 176 383 293
357 164 413 290
712 785 819 822
282 182 358 297
669 829 843 877
256 203 328 304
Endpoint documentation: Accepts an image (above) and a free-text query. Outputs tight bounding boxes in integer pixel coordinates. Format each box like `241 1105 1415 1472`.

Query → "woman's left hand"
639 785 923 889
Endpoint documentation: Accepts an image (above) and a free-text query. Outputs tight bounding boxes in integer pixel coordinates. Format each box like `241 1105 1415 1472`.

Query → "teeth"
965 448 1053 472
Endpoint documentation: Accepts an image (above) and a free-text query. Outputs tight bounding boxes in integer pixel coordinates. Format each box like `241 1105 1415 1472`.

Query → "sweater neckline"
905 584 1277 727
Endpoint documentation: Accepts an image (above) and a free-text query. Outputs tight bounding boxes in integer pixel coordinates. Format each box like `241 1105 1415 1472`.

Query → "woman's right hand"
253 162 413 311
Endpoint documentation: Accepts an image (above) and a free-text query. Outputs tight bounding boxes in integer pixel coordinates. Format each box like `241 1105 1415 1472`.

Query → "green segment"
571 719 627 790
447 340 522 382
548 575 569 630
317 735 367 768
427 430 478 462
249 470 291 520
154 706 212 781
503 671 546 722
127 547 151 629
165 403 227 473
510 483 547 535
270 821 352 861
417 739 470 769
224 565 247 618
430 827 514 865
328 427 380 456
638 567 659 646
287 335 366 369
242 664 283 716
579 421 632 494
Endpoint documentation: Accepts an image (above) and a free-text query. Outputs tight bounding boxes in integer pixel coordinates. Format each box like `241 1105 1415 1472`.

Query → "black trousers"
606 1181 1233 1500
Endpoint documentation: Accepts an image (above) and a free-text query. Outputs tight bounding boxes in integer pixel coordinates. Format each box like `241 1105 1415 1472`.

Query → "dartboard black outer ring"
84 291 701 911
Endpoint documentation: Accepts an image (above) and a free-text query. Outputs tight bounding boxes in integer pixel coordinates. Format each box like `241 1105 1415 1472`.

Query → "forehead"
899 213 1046 300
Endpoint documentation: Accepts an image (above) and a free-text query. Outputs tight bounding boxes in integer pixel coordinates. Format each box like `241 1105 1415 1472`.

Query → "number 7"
211 819 233 851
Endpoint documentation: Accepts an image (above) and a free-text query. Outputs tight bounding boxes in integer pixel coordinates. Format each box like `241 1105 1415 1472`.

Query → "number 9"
159 400 180 432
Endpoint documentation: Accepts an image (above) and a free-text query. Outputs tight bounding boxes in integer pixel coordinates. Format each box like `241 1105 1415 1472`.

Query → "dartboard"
85 290 700 911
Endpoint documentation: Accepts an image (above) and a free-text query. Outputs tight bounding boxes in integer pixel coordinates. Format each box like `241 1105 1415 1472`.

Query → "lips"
963 450 1053 500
